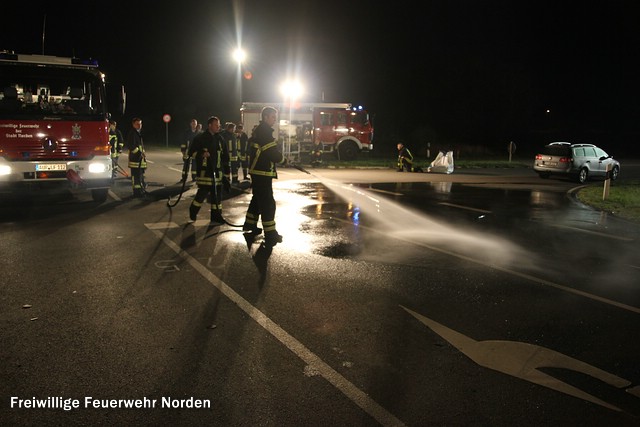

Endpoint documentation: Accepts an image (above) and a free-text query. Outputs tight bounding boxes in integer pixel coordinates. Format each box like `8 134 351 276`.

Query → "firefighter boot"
188 203 200 223
264 231 283 247
210 209 225 225
242 224 262 236
243 213 262 236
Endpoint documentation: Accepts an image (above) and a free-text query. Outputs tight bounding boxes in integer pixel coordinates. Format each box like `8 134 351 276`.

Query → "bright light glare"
88 162 106 173
232 48 246 64
0 165 11 175
280 80 304 100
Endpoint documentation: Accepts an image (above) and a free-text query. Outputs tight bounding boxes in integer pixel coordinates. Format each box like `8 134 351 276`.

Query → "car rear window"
543 145 571 156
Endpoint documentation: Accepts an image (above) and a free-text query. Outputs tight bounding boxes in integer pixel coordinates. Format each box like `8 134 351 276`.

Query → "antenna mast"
41 15 46 54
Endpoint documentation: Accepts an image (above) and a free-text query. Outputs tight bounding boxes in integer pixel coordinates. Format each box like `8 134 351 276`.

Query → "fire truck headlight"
88 162 107 174
0 165 11 176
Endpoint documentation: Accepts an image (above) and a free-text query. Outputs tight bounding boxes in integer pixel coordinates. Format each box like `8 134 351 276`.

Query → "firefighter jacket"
126 128 146 169
221 129 239 162
188 130 230 187
248 121 286 183
180 128 200 158
237 131 249 161
398 146 414 168
109 128 124 158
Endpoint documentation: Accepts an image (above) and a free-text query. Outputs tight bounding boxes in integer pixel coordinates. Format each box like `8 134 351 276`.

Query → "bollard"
602 163 611 200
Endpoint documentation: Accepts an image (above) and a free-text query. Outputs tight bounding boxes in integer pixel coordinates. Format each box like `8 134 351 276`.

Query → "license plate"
544 162 557 166
36 163 67 171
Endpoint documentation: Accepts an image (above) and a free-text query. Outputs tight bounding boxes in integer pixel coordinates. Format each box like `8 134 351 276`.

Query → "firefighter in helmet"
221 122 240 184
180 118 200 182
236 123 250 180
109 120 124 178
126 117 146 197
397 142 414 172
310 140 323 167
242 106 288 247
187 116 231 224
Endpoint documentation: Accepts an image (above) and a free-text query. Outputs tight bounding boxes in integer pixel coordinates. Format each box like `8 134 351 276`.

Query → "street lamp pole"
232 48 246 118
280 80 304 161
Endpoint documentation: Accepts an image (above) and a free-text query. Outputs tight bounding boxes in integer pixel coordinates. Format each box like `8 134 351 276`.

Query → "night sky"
3 1 639 157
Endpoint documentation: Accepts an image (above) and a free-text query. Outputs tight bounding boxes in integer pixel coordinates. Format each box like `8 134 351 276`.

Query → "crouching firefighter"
187 116 231 224
243 106 288 247
397 142 422 172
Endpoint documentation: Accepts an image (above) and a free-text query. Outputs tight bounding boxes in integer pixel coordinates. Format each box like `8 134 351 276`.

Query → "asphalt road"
1 149 639 426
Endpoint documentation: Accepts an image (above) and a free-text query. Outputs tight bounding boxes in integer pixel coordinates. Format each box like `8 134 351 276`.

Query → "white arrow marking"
401 305 638 412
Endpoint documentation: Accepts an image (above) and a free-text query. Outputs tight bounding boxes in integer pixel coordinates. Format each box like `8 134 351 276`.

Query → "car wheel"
92 188 109 203
610 166 619 181
537 172 550 179
337 141 359 161
577 168 588 184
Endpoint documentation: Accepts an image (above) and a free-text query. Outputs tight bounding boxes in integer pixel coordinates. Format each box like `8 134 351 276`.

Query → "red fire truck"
0 52 124 202
240 102 374 161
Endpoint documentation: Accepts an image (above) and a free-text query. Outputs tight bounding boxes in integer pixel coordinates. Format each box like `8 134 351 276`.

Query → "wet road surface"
1 153 639 426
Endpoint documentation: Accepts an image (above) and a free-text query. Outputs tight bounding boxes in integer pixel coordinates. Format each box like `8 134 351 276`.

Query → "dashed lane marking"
331 217 640 315
438 202 492 214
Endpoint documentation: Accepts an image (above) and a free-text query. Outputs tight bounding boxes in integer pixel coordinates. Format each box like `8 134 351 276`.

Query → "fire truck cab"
240 102 374 161
0 52 124 202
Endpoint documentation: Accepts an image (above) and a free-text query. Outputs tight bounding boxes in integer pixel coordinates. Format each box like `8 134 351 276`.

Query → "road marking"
108 189 121 202
331 218 640 315
367 188 404 196
145 221 183 229
536 221 635 241
401 305 638 412
438 202 492 214
145 223 405 427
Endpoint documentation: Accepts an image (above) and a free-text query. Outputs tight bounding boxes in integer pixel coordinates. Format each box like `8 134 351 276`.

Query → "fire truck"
240 102 374 161
0 52 125 202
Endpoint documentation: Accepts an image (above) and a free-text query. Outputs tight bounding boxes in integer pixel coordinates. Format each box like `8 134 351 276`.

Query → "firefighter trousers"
130 167 146 196
240 159 249 180
190 184 224 222
243 181 277 236
230 160 241 183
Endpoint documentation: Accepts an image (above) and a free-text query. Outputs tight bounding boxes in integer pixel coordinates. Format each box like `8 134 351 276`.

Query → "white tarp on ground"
427 151 454 174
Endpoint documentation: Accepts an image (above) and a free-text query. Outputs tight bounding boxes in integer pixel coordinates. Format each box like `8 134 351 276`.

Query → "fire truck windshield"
0 64 106 120
351 111 370 126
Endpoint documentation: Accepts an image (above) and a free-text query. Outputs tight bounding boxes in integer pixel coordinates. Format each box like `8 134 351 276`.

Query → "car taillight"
559 157 572 163
535 154 543 160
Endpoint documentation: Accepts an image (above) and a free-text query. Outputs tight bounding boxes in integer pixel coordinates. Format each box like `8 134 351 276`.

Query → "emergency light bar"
0 52 98 67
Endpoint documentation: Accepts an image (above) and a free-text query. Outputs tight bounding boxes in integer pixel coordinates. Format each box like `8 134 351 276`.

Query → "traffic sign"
162 114 171 123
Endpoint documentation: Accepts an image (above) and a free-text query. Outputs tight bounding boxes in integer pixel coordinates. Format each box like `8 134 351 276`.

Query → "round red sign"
162 114 171 123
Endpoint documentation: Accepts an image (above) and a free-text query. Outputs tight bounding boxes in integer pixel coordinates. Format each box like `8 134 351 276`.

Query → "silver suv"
533 142 620 184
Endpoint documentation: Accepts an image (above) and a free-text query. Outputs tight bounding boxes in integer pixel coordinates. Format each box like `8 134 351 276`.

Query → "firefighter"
397 142 414 172
108 120 124 178
310 140 323 167
187 116 230 224
242 106 288 247
221 122 240 183
180 118 200 182
236 123 250 180
126 117 147 197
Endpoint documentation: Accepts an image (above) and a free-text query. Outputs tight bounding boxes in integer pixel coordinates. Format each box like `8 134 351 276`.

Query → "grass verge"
576 180 640 223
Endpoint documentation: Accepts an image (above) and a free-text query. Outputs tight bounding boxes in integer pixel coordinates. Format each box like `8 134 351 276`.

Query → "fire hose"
166 157 191 208
288 162 310 174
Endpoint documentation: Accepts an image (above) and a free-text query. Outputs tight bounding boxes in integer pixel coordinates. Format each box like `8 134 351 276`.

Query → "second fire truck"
240 102 374 161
